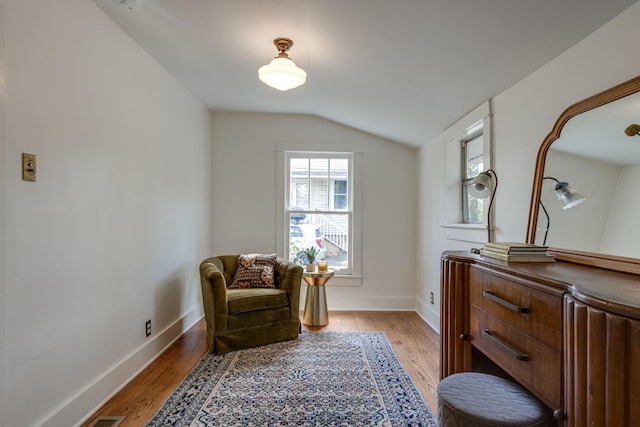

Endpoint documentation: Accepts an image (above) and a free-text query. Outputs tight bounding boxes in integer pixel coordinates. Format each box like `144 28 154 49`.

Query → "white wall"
0 0 7 425
600 164 640 257
418 0 640 330
211 112 418 311
3 1 212 426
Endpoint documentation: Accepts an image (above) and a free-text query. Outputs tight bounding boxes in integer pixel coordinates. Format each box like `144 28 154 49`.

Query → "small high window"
443 100 492 233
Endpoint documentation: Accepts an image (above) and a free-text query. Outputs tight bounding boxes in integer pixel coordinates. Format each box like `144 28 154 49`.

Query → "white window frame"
442 101 492 243
276 143 362 282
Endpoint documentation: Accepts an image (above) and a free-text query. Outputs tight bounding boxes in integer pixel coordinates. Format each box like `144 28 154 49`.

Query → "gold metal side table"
302 269 334 327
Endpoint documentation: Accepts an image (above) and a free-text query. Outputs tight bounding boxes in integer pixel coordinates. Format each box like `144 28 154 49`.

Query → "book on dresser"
480 242 555 262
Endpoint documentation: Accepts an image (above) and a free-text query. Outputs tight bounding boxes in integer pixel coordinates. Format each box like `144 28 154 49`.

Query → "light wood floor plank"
83 311 439 426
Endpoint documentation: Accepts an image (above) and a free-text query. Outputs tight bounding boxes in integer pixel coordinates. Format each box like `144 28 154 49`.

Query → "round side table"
302 269 334 327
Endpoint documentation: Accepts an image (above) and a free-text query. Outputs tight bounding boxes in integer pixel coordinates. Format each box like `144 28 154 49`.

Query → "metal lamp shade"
469 172 494 199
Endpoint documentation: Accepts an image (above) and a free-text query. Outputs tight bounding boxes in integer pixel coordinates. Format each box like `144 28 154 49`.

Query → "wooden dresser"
441 251 640 426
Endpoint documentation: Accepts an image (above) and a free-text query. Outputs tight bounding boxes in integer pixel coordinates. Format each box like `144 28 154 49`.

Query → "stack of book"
479 242 555 262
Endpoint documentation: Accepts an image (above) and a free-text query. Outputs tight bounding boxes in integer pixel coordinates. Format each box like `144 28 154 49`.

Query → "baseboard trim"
39 305 204 427
300 295 417 311
415 297 440 332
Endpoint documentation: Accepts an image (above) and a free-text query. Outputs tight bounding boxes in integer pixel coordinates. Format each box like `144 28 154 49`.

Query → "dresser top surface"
443 251 640 318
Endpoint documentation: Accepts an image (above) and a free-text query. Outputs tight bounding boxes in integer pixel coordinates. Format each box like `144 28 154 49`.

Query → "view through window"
286 152 352 274
461 132 485 223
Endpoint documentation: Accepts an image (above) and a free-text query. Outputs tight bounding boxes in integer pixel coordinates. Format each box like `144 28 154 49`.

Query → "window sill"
441 223 488 244
441 223 487 230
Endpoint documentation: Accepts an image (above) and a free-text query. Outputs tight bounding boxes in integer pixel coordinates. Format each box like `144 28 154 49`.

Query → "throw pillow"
229 254 277 289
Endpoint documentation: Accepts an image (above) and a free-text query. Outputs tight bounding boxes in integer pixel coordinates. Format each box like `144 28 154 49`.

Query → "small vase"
306 263 316 272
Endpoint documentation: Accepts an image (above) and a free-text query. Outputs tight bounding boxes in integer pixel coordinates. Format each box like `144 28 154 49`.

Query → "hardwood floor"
82 311 440 426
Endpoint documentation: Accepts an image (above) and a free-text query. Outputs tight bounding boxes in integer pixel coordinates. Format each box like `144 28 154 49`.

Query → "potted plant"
303 246 318 272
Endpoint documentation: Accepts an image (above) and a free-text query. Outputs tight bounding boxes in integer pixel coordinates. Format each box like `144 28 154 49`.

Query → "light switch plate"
22 153 36 181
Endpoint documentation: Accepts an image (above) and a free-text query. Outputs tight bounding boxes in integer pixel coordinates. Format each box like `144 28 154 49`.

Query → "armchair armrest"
275 257 303 320
199 257 231 338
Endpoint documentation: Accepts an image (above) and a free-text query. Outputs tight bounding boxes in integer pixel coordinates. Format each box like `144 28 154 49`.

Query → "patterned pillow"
229 254 277 289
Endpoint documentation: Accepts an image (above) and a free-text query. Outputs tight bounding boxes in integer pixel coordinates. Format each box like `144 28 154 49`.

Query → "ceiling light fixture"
258 38 306 91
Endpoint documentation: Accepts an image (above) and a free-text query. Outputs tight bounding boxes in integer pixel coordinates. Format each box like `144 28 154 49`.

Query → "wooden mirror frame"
526 74 640 275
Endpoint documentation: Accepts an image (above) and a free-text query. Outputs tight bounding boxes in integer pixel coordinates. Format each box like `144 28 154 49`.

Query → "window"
285 152 354 274
443 100 492 242
461 132 485 224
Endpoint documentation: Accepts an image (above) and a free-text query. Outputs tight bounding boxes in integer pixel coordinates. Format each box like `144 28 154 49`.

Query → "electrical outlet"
22 153 36 181
430 292 435 305
145 320 151 337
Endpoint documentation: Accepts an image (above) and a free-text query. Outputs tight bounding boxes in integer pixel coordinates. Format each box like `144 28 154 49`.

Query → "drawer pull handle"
482 329 528 361
483 290 528 313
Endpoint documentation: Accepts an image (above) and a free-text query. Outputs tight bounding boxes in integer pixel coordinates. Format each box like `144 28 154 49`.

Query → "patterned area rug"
146 331 437 426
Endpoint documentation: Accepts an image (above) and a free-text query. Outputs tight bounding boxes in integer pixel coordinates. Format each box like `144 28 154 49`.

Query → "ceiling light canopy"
625 123 640 136
258 38 306 91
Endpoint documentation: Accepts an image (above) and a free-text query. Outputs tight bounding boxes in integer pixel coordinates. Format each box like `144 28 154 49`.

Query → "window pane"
463 181 484 224
330 158 349 179
333 179 348 210
309 158 328 211
289 158 309 209
464 134 484 179
288 213 349 271
462 133 484 223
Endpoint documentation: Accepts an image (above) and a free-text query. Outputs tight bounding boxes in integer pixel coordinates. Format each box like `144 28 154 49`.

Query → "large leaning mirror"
527 75 640 275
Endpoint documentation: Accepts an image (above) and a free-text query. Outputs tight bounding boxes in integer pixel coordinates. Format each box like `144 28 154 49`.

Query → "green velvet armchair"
199 255 303 354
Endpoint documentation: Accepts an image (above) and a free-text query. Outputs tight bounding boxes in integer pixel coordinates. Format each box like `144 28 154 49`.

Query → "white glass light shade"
554 182 586 209
258 57 306 91
468 172 494 198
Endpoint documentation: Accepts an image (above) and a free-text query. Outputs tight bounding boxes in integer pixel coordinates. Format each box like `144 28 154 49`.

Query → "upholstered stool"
437 372 548 427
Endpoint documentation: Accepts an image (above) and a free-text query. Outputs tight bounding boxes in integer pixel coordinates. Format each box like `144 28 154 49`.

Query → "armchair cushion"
227 288 289 314
229 253 277 288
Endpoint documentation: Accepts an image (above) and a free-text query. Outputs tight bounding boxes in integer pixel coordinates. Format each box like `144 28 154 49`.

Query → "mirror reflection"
534 91 640 259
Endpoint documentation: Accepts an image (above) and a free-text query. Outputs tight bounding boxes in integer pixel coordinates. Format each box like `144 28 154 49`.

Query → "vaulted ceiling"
94 0 638 147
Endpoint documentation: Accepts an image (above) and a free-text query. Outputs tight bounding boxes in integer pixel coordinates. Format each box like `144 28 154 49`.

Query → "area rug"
145 331 437 426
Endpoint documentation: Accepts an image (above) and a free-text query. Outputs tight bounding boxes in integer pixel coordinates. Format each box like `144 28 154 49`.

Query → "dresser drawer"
471 306 562 408
470 268 562 350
